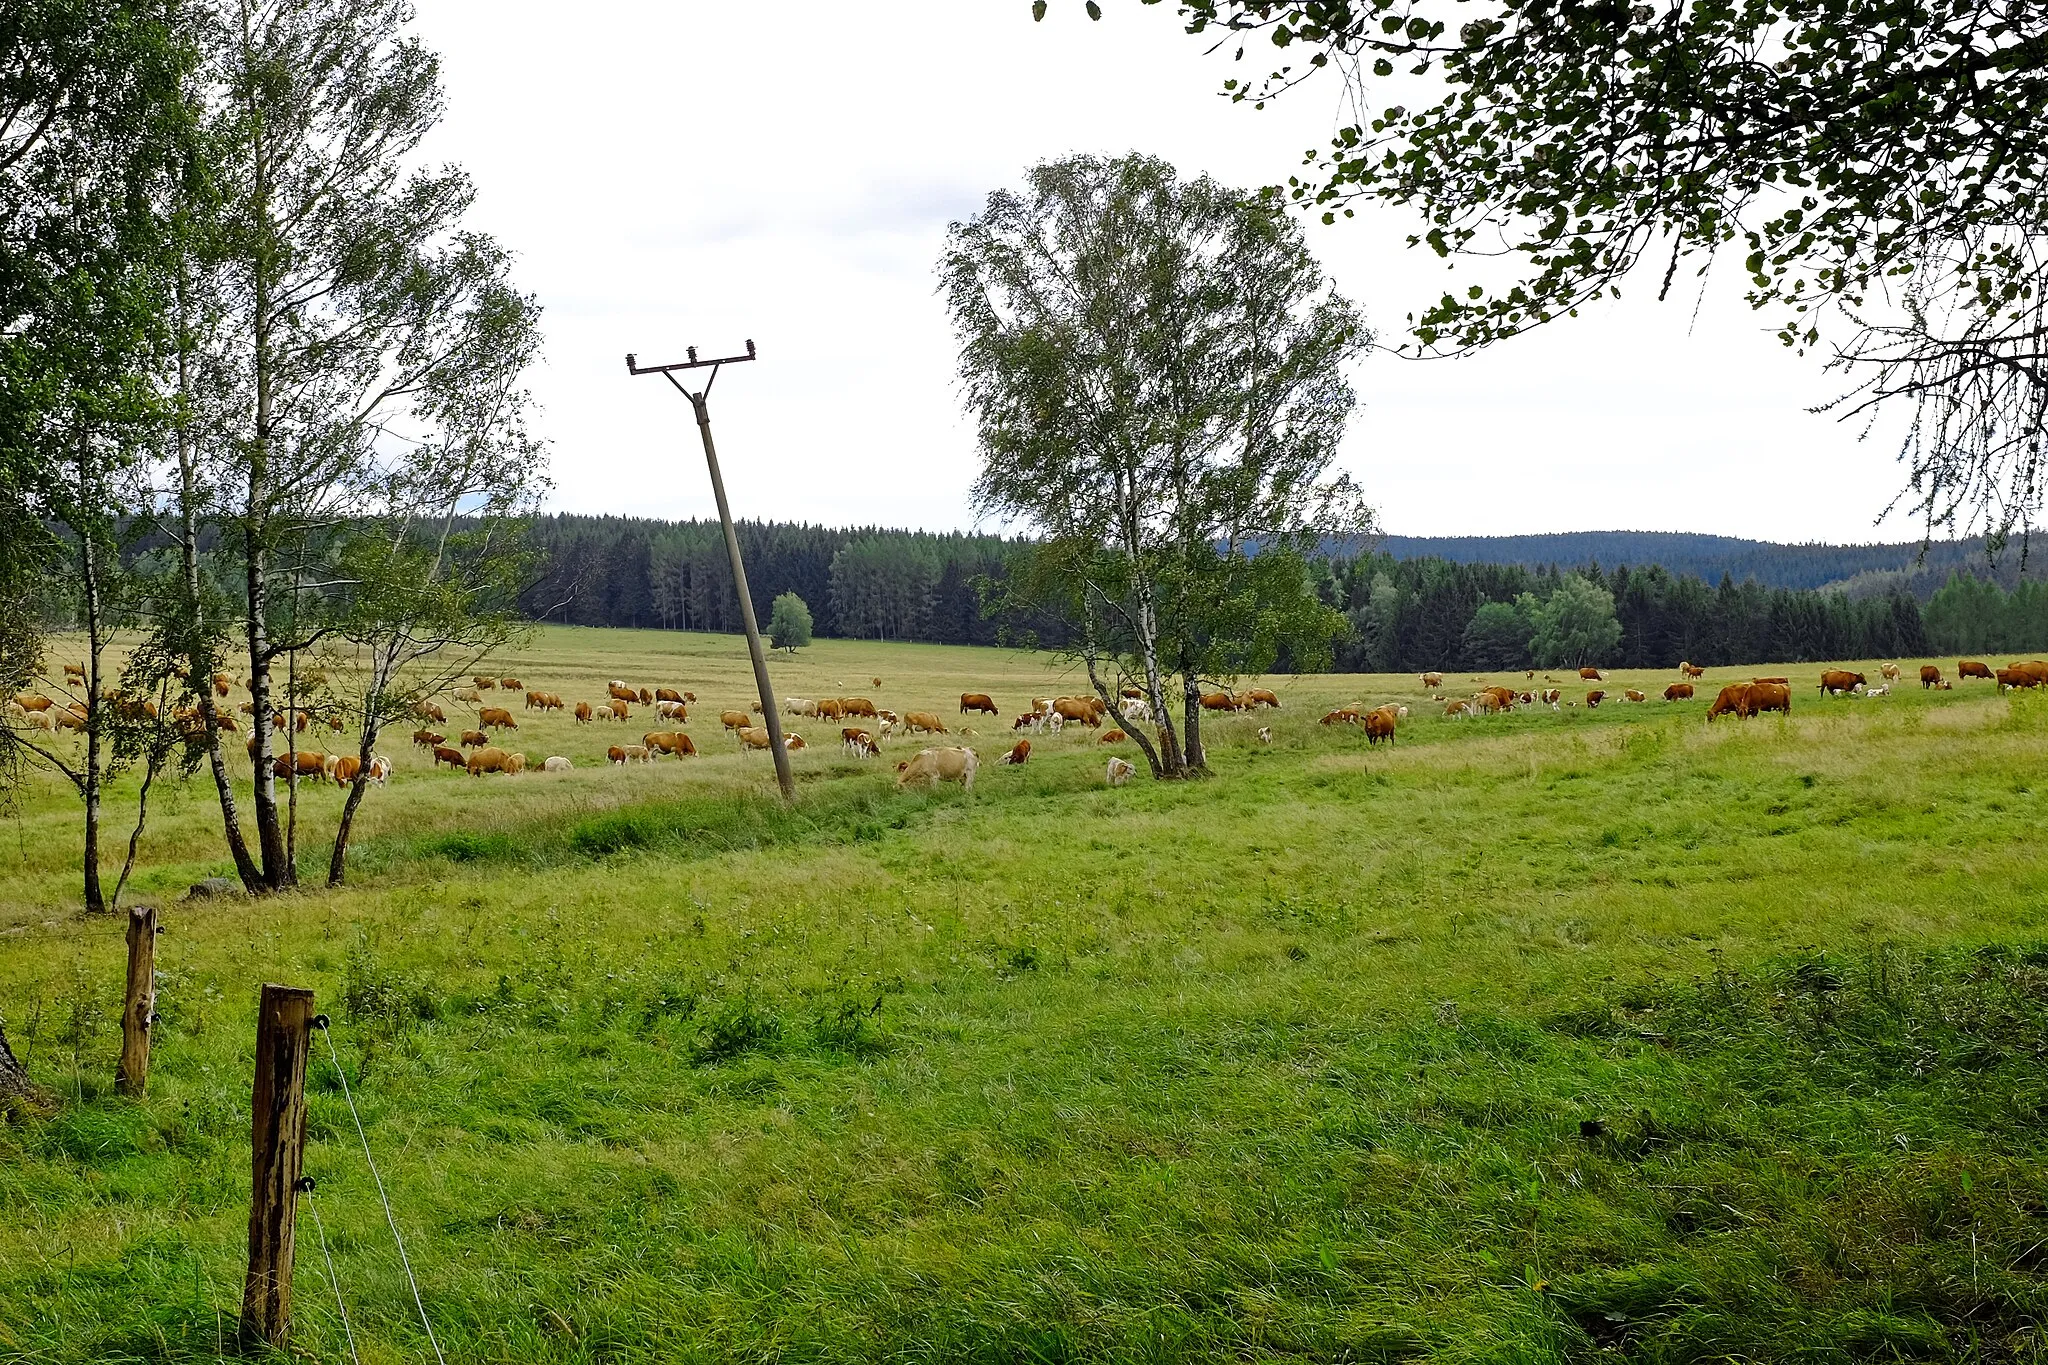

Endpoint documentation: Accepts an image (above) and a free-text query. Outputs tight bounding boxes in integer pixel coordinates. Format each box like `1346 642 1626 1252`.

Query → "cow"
479 706 516 732
366 755 392 785
1706 683 1750 720
1881 663 1901 681
1540 689 1562 707
330 755 362 787
1996 666 2037 690
417 700 447 723
1120 696 1152 723
505 753 527 775
575 701 593 723
1199 691 1238 712
998 739 1030 765
472 676 495 690
842 698 879 719
14 694 52 712
1420 672 1444 689
960 693 999 716
1320 708 1361 726
466 746 511 775
432 745 466 771
783 734 807 751
609 701 631 721
1663 683 1694 702
1864 684 1892 697
621 744 651 763
1921 665 1944 688
1680 661 1705 678
1959 660 1994 681
1623 689 1647 702
609 683 636 703
457 728 487 749
657 687 683 703
411 728 443 749
1819 670 1866 696
737 726 775 751
720 710 751 734
543 756 572 772
524 690 545 710
643 731 689 756
1052 697 1099 727
785 697 819 717
657 700 688 720
607 746 628 765
593 705 613 723
2014 660 2048 685
817 699 846 721
1243 688 1281 709
1365 707 1396 746
273 751 326 779
1753 676 1790 685
453 686 481 704
1746 682 1792 717
1580 667 1606 681
1105 756 1136 787
1444 699 1472 718
1099 728 1128 744
627 687 646 705
1585 690 1605 708
896 745 978 790
843 728 879 757
903 711 947 735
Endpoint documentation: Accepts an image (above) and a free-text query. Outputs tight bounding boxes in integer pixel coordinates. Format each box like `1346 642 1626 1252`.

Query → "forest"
516 515 2048 672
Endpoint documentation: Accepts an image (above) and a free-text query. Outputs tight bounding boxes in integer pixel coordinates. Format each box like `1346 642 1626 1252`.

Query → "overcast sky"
413 2 1919 545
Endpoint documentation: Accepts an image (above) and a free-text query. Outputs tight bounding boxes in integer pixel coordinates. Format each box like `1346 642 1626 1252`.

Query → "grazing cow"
1444 699 1473 718
1996 666 2036 690
622 744 651 763
960 692 999 716
2015 660 2048 685
432 745 466 771
593 705 614 723
843 728 880 757
460 729 488 748
1244 688 1281 709
1105 756 1136 787
331 755 362 787
1257 726 1271 744
1680 661 1705 678
473 676 495 689
871 678 882 690
1746 682 1792 717
1320 708 1362 726
575 701 592 723
1663 683 1694 701
504 753 527 775
906 711 949 735
1540 689 1563 707
1120 696 1151 723
1199 691 1238 712
411 728 443 749
274 751 326 779
1706 683 1750 720
1420 672 1444 689
466 746 510 776
478 706 516 731
1580 666 1606 681
418 701 447 723
609 700 632 720
1959 660 1994 681
842 698 879 719
786 697 818 717
524 690 545 709
1365 707 1396 746
608 683 636 703
783 734 807 751
657 700 687 720
1585 690 1606 707
657 687 683 703
367 755 392 785
607 746 627 765
14 694 52 712
999 739 1030 765
1013 713 1036 730
737 726 775 751
1051 697 1098 727
1623 689 1647 702
454 686 481 704
1819 670 1866 696
896 745 978 790
720 710 750 733
1099 728 1128 744
543 755 572 772
1880 662 1901 681
817 699 846 721
1921 665 1944 688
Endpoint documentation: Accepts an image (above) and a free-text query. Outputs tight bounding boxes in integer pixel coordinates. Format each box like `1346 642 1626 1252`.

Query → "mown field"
4 626 2048 1363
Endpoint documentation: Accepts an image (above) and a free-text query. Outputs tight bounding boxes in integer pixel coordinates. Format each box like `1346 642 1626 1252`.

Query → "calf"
543 756 573 772
998 739 1030 765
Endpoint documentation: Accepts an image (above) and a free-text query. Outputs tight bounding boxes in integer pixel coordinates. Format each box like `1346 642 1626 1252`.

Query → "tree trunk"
1083 641 1164 779
1181 674 1207 772
1132 574 1184 776
246 87 288 891
174 267 263 892
0 1019 53 1119
78 455 106 915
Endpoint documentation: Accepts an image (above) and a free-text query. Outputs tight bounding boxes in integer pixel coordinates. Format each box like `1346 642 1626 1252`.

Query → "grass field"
4 626 2048 1363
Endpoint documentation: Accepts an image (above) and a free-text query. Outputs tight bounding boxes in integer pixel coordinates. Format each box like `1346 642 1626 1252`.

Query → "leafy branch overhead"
1048 0 2048 545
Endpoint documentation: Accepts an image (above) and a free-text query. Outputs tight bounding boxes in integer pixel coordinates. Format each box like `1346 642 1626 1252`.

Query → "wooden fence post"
241 983 315 1350
115 904 158 1097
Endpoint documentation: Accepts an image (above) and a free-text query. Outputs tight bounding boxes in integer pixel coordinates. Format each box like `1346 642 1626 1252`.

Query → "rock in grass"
184 877 237 901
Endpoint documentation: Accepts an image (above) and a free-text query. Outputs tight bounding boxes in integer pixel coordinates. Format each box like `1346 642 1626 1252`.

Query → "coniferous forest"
517 515 2048 673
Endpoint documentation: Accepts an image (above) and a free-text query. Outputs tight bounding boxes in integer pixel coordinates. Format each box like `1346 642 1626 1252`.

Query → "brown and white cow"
998 738 1030 765
1819 670 1866 696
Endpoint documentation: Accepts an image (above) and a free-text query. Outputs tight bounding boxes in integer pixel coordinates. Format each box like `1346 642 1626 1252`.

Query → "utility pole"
627 341 795 800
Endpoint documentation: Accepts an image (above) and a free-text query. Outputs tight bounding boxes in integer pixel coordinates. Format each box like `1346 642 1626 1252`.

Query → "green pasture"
3 627 2047 1362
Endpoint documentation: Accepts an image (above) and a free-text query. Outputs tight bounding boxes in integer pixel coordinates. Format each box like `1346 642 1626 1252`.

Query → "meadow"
4 626 2048 1363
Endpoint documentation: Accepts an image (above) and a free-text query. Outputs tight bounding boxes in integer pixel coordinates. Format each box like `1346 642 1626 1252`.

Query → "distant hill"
1377 530 2039 596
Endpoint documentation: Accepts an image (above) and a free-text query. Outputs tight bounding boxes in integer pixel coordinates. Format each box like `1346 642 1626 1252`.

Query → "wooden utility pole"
115 904 159 1096
242 983 315 1349
627 341 795 799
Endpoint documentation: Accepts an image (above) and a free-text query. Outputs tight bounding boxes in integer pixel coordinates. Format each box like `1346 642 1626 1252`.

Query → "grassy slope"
4 629 2048 1363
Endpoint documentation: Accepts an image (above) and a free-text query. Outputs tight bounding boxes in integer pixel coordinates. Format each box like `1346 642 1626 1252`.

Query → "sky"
411 1 1921 545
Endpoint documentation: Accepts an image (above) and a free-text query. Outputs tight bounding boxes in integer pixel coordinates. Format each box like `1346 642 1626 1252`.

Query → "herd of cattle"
11 654 2046 793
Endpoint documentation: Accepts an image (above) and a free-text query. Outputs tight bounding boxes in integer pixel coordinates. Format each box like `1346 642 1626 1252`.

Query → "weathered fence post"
241 984 315 1349
115 904 158 1097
